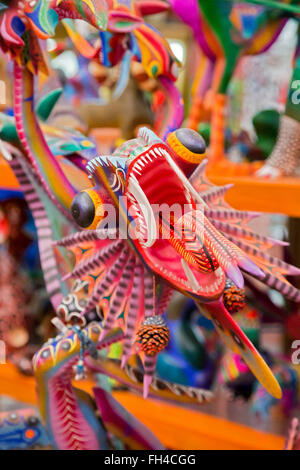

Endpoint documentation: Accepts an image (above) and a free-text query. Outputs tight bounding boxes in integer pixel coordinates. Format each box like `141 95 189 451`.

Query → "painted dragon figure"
1 0 300 447
0 0 181 306
55 125 300 400
0 134 213 449
0 1 214 450
0 0 182 225
3 81 300 403
0 303 212 449
33 321 161 450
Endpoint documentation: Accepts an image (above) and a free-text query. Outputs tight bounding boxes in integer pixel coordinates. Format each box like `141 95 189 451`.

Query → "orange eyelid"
84 189 104 229
167 132 206 164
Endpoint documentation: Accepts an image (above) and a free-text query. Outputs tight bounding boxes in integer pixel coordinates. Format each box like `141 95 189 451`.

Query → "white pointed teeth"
181 259 200 292
131 145 166 177
149 149 158 159
86 156 106 173
141 155 150 164
86 155 127 174
127 175 158 248
137 127 163 146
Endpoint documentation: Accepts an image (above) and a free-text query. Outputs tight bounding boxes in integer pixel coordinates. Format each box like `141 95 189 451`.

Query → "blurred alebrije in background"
1 0 300 449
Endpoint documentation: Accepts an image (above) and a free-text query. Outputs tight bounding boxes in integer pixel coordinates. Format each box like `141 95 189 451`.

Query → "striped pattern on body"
205 208 259 222
63 239 123 281
9 155 63 308
48 374 103 450
55 229 118 248
226 233 298 276
156 284 173 316
211 219 282 247
123 360 213 404
201 184 233 204
122 262 144 362
82 246 131 315
56 0 107 30
190 162 300 301
144 271 155 319
13 63 75 220
260 272 300 302
100 252 135 339
142 272 159 396
181 224 219 273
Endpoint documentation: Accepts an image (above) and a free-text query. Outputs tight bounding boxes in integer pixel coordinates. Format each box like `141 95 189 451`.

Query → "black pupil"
71 192 95 228
175 128 206 154
72 206 80 219
26 416 39 426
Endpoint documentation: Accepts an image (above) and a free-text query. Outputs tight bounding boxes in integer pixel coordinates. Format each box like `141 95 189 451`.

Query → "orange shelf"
207 171 300 217
0 362 285 450
0 160 19 190
112 391 285 450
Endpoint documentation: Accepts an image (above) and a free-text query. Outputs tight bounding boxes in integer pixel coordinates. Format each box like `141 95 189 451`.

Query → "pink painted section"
48 378 100 450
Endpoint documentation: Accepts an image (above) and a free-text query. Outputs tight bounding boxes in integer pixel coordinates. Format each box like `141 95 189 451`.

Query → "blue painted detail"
0 413 51 450
11 16 26 37
99 31 113 67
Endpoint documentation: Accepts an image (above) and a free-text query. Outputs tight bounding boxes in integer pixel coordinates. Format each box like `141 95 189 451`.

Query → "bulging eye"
71 189 104 229
174 128 206 154
167 128 206 165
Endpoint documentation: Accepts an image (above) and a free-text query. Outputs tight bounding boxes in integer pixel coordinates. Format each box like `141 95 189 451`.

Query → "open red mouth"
125 143 225 301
